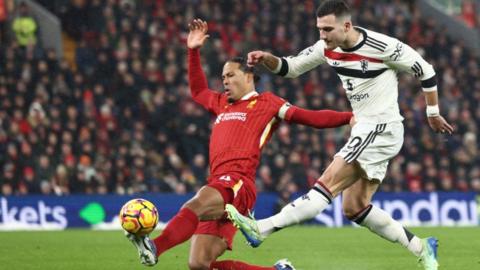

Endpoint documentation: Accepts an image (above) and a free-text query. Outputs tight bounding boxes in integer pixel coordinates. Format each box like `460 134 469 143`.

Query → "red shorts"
194 174 256 250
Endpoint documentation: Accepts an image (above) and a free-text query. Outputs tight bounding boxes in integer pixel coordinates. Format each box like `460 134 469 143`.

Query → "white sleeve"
385 40 437 90
276 41 327 78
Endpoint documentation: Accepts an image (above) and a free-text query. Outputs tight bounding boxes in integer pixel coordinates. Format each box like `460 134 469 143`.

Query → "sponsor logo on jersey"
214 112 247 124
347 93 370 102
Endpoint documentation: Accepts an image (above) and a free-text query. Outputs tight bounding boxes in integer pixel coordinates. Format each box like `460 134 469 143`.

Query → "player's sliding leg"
126 205 203 266
155 186 225 256
189 199 296 270
343 179 438 270
125 231 158 266
227 157 361 247
189 233 227 270
127 185 226 266
211 259 296 270
272 259 296 270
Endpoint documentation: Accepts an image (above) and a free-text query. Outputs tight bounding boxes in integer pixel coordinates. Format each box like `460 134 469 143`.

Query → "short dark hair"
316 0 351 18
227 57 260 83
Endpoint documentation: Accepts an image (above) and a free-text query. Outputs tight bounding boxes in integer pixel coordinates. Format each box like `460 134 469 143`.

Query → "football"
119 198 159 236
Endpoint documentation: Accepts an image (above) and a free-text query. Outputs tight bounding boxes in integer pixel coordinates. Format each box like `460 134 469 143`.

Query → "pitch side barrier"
0 192 477 230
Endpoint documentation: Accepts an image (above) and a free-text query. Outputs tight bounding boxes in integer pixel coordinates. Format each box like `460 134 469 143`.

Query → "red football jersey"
196 90 287 182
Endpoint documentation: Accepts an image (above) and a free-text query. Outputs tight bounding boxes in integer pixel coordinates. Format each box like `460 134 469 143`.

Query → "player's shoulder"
361 27 398 44
360 27 399 49
258 91 287 103
258 91 276 99
259 91 272 95
259 91 283 98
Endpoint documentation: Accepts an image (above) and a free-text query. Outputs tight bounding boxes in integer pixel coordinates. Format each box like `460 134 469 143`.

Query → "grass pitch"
1 227 478 269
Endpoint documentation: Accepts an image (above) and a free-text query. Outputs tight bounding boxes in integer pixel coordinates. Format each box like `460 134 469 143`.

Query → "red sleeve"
188 48 223 114
285 106 353 128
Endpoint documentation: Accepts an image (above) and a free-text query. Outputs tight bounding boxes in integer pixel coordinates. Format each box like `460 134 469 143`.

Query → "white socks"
257 186 332 237
357 205 423 256
256 189 423 258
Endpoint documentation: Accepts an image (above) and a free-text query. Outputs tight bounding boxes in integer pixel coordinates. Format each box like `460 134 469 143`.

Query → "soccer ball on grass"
119 198 159 236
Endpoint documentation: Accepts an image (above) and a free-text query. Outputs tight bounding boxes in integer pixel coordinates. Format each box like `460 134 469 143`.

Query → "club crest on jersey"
247 99 257 109
360 59 369 73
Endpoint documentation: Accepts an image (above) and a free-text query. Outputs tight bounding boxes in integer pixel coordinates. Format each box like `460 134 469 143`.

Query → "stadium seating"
1 0 479 196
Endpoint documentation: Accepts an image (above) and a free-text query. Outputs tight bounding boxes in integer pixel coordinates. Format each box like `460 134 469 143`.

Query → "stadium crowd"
1 0 479 196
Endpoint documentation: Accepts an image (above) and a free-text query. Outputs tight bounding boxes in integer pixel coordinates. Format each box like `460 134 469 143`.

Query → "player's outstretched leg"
273 259 296 270
225 204 264 247
211 258 296 270
418 237 439 270
125 231 158 266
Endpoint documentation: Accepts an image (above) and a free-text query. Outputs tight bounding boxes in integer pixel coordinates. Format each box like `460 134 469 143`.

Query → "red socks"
153 208 277 270
153 207 199 256
210 260 275 270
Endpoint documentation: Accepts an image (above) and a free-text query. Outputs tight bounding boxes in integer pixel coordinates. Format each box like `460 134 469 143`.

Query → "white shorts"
335 121 404 182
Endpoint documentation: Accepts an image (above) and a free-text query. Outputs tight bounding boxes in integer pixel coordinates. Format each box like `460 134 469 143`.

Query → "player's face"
222 62 253 102
317 14 349 50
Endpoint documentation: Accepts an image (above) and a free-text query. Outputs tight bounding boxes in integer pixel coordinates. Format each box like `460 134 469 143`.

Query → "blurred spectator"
0 0 7 44
460 0 477 28
12 1 37 46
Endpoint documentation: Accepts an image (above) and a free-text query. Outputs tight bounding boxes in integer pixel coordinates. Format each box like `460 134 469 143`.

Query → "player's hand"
427 115 454 134
247 51 267 67
187 19 210 49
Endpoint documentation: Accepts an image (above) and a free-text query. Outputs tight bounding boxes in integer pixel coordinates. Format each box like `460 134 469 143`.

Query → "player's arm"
278 103 353 128
248 41 327 78
385 41 453 134
187 19 222 112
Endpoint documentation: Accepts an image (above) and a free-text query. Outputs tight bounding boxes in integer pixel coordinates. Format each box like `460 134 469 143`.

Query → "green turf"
0 227 478 269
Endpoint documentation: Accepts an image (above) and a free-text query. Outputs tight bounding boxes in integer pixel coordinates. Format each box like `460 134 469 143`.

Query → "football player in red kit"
125 19 353 270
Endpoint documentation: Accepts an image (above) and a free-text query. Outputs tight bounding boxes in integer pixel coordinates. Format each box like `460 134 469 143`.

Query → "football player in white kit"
225 1 453 269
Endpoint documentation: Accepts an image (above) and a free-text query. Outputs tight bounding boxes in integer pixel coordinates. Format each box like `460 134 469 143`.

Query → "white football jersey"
274 27 437 124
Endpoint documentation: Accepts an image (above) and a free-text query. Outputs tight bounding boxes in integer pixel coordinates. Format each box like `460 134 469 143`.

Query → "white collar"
241 91 259 100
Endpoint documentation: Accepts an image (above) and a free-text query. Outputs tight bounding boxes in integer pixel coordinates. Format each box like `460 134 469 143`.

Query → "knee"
183 196 211 216
183 198 202 211
188 259 211 270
